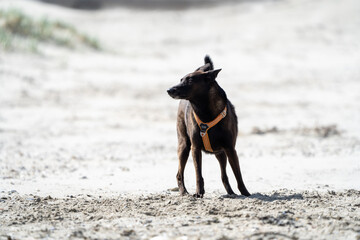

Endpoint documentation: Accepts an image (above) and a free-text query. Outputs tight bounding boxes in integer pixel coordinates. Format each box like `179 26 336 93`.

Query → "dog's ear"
204 55 214 70
205 69 221 81
195 55 214 72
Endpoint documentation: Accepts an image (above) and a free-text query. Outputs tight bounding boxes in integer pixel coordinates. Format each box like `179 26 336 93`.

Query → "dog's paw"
193 193 204 198
241 190 251 197
180 190 189 196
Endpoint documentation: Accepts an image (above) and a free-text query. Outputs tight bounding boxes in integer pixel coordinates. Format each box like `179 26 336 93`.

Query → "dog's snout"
167 85 187 99
167 87 177 95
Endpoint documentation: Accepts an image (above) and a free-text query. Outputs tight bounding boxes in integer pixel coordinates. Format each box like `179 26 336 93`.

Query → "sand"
1 190 360 239
0 0 360 239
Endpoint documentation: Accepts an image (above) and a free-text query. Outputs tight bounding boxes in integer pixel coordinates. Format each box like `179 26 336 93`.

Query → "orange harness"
193 106 227 152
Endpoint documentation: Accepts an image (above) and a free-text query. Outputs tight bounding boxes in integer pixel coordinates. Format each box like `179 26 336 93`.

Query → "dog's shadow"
221 192 304 202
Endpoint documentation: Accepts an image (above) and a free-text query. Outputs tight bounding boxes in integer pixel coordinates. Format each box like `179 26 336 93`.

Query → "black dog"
167 56 250 197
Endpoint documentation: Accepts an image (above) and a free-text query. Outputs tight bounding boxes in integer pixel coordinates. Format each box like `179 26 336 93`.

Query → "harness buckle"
200 123 209 131
199 123 209 137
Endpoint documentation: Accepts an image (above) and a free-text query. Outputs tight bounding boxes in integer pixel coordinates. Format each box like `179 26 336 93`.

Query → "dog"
167 55 250 198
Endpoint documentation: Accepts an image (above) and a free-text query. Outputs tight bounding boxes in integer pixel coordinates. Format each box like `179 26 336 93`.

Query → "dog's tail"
204 55 214 70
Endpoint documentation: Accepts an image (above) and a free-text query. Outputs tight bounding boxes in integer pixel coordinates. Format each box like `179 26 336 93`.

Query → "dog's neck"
190 82 227 123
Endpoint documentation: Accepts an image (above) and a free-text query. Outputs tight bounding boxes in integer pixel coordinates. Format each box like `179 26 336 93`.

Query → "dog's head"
167 56 221 100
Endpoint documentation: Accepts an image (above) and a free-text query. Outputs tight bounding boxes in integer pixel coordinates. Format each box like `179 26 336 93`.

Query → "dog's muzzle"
167 87 185 99
167 88 176 96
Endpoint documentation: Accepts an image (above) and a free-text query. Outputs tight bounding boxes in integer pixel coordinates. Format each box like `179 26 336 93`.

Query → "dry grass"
0 8 100 52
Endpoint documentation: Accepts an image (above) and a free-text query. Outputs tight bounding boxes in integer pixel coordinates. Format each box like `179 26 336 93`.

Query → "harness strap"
193 106 227 152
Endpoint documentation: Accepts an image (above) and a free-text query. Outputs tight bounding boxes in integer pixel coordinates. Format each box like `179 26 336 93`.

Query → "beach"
0 0 360 239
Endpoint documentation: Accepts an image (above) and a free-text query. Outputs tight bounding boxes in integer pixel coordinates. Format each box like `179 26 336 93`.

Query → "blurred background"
0 0 359 196
38 0 238 9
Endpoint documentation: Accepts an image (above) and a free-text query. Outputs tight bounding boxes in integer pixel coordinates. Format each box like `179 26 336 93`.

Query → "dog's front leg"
225 148 251 196
191 147 204 198
177 140 190 196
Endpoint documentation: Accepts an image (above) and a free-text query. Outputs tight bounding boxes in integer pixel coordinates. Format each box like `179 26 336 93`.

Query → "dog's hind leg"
191 147 204 198
215 152 235 195
177 137 190 196
225 148 251 196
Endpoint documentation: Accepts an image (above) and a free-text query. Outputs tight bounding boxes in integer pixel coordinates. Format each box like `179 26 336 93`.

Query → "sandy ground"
1 0 360 239
1 190 360 239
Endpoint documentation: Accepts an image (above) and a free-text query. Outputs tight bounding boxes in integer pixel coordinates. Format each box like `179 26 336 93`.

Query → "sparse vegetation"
0 8 100 52
251 125 341 138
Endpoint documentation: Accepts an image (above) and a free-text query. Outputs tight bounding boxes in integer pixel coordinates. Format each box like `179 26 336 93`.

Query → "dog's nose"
167 88 175 95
